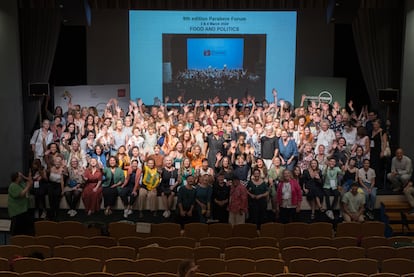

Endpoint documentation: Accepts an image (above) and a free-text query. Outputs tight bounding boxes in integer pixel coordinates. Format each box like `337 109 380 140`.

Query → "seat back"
70 257 104 274
151 223 181 238
13 258 43 274
197 258 226 275
208 223 233 238
183 223 209 240
289 258 320 275
255 258 285 275
104 258 137 274
348 258 378 275
232 223 258 238
225 258 255 275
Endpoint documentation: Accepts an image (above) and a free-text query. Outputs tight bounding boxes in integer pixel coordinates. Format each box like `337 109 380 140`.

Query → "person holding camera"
8 172 34 235
30 119 53 167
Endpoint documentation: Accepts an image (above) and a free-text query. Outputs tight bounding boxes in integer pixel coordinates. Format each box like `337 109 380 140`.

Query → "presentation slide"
187 38 244 70
130 11 296 105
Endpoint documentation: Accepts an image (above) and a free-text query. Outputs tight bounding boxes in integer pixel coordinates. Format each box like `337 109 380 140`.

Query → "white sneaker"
162 210 168 218
123 209 129 218
127 209 133 215
67 209 72 215
165 210 171 218
326 210 334 220
69 210 77 217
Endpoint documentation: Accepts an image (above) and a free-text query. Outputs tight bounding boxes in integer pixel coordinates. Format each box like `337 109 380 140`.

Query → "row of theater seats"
1 244 280 260
2 272 414 277
1 258 276 275
277 236 413 250
8 235 395 248
2 243 414 263
1 272 414 277
33 221 387 240
1 256 414 275
281 245 414 263
3 221 409 277
9 233 413 251
286 258 414 276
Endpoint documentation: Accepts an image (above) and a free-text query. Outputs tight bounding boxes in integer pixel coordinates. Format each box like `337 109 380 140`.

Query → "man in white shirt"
342 182 365 222
30 119 54 167
237 118 253 141
387 148 412 192
315 119 336 155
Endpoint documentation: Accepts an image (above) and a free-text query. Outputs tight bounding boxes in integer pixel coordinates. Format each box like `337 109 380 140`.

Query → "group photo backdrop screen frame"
130 10 297 104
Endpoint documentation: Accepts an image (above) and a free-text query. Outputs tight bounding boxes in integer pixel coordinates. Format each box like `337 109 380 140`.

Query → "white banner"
54 84 130 116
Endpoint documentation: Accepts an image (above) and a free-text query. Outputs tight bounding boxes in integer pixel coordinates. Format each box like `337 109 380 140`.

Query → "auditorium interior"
1 0 414 275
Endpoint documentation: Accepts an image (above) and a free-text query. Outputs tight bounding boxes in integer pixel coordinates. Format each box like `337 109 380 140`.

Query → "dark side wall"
400 1 414 158
0 0 24 189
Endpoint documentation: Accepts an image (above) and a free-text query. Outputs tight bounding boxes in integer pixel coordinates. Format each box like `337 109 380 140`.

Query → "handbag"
383 141 391 157
381 131 391 157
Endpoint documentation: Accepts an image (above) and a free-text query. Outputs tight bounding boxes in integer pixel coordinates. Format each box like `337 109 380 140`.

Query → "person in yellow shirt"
138 158 161 218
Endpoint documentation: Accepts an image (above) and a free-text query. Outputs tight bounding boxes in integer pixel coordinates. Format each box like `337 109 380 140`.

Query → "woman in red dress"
82 158 103 215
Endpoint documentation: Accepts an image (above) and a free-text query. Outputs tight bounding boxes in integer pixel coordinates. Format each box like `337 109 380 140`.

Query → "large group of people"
10 89 412 233
176 68 251 82
173 67 262 97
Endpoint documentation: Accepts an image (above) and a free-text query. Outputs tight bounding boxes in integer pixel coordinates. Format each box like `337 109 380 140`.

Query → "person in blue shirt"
278 130 299 171
195 174 212 223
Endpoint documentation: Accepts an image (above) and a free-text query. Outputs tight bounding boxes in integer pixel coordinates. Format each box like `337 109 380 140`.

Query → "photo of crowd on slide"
162 34 266 101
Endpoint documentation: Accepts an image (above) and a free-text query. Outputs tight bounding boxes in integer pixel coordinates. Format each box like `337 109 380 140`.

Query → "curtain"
88 0 330 10
351 7 402 110
19 7 61 167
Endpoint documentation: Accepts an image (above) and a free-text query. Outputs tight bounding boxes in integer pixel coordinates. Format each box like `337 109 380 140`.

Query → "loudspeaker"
29 83 50 96
378 89 399 103
60 0 91 26
327 0 360 24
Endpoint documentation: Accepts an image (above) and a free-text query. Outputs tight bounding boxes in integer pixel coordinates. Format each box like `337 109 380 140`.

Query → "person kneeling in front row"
342 182 365 222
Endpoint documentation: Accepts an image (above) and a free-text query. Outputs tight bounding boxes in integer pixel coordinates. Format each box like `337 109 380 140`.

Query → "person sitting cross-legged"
387 148 412 192
342 182 365 222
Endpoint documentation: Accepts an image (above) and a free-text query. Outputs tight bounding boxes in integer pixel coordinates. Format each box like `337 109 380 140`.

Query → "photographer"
8 172 34 235
30 119 53 167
